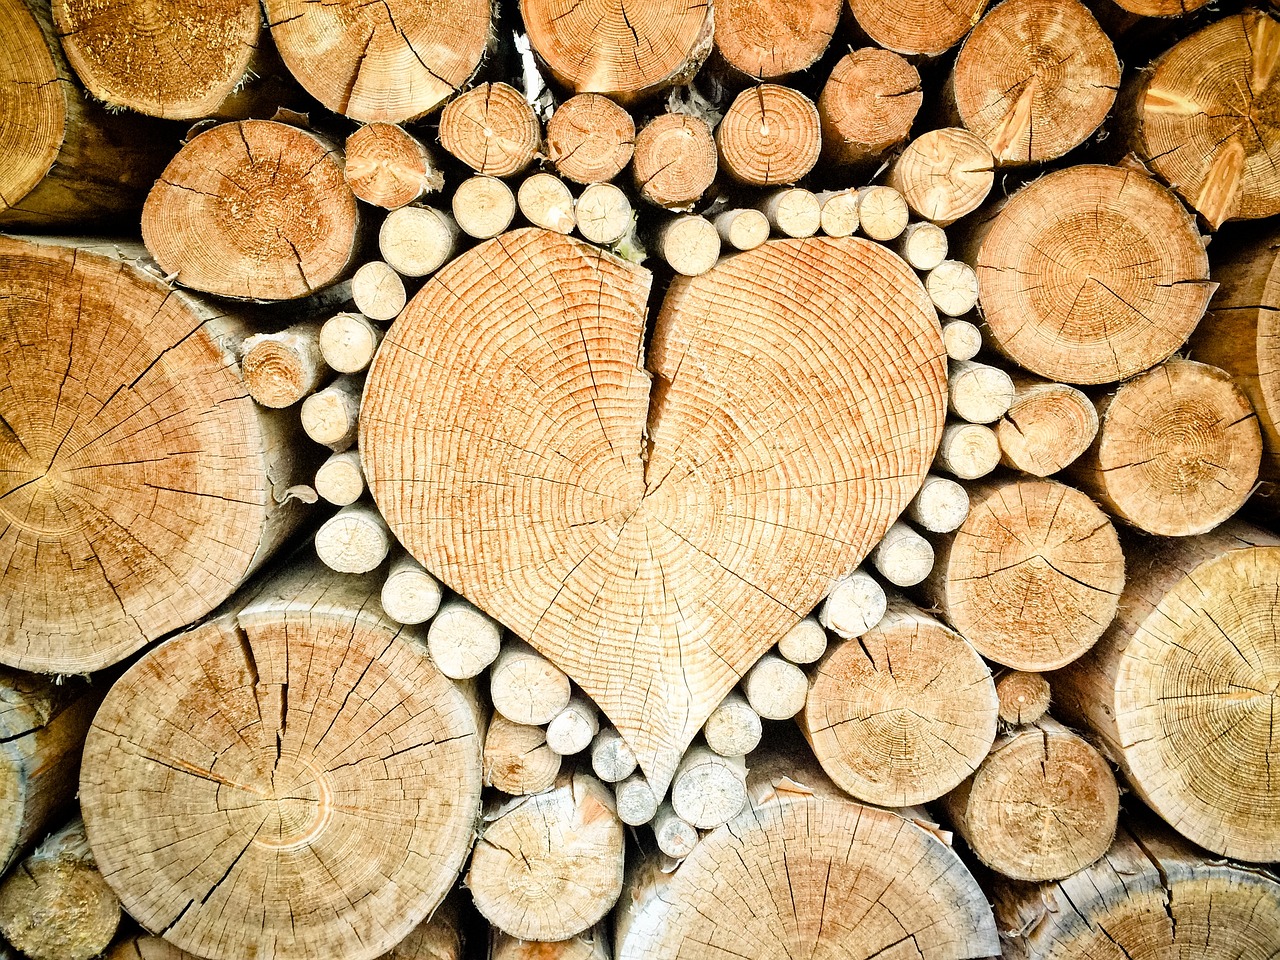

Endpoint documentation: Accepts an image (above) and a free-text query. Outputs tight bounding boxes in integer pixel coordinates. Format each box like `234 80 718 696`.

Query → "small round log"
870 521 935 587
713 208 770 251
713 0 839 79
995 376 1098 477
818 569 887 639
301 375 362 450
942 319 983 362
856 185 909 242
490 640 572 726
352 261 407 322
934 422 1001 480
427 596 503 680
345 123 443 209
614 774 659 826
716 84 821 187
546 694 600 756
590 728 638 784
315 502 392 574
547 94 635 185
320 312 382 375
743 653 808 721
575 182 633 245
380 551 443 625
776 616 827 665
702 691 763 757
994 670 1051 726
452 175 517 240
631 113 717 208
314 448 366 506
949 359 1016 424
907 474 970 534
927 259 980 317
816 190 859 238
895 222 949 272
518 173 577 235
845 0 991 58
242 323 328 409
887 128 995 227
654 215 720 277
818 49 921 170
758 187 821 239
653 803 698 859
440 82 541 178
484 715 562 796
671 746 747 829
380 206 459 278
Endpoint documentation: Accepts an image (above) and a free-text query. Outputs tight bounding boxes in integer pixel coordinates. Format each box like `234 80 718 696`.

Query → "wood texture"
440 83 541 178
996 376 1098 477
818 49 921 170
547 94 635 186
887 128 995 227
242 323 328 408
484 715 561 796
994 670 1051 726
716 85 821 186
631 113 717 209
345 123 443 209
846 0 989 57
712 0 840 79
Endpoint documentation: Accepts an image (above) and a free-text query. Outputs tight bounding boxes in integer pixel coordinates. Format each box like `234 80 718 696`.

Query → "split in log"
469 773 625 942
575 182 634 245
845 0 990 58
1070 359 1261 536
315 450 365 506
716 85 822 187
758 187 821 239
887 127 995 227
0 236 313 673
142 120 360 300
315 502 392 574
0 817 119 960
546 694 600 756
380 551 443 625
631 113 717 209
614 774 659 826
818 569 887 639
590 727 638 784
320 312 383 374
440 83 540 178
906 474 970 534
870 520 934 587
547 94 635 186
743 653 808 720
653 804 698 859
815 190 858 238
352 261 407 322
994 670 1051 726
942 319 983 362
242 323 328 409
1052 521 1280 862
345 123 444 210
702 691 763 757
995 375 1099 477
79 561 485 960
0 0 172 227
670 746 747 829
775 616 827 665
894 221 949 272
614 746 1000 959
992 818 1280 958
1126 8 1280 227
856 185 909 243
924 477 1125 671
713 208 770 251
800 596 998 806
972 163 1214 384
818 49 921 170
951 0 1118 165
941 718 1119 881
949 359 1015 424
927 259 980 317
491 926 609 960
427 596 503 680
934 422 1001 479
518 174 577 235
484 715 562 796
652 215 721 277
490 640 572 727
713 0 840 79
264 0 489 121
452 175 517 240
380 206 460 278
301 375 362 450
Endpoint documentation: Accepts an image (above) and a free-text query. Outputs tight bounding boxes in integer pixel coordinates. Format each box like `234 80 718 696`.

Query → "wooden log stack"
4 1 1280 958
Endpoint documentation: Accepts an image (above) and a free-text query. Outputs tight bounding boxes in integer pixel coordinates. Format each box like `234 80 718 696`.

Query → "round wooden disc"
846 0 989 57
717 84 821 186
361 228 946 793
713 0 841 79
79 566 484 960
976 164 1213 384
0 0 65 216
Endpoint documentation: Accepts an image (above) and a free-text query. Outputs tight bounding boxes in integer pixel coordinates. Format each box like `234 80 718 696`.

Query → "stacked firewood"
3 0 1280 957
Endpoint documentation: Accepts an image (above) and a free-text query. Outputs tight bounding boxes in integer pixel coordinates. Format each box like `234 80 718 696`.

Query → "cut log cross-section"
361 228 947 793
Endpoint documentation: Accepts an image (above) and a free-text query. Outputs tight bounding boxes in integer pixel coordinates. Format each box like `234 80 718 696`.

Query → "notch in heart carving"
361 228 946 794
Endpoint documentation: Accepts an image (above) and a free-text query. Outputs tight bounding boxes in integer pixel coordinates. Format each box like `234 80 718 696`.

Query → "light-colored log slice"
575 182 633 245
702 691 763 757
713 208 770 251
79 562 484 960
1071 359 1261 536
895 222 949 272
320 312 382 374
818 49 921 169
631 113 717 208
381 550 443 625
716 84 821 186
518 173 577 235
315 448 365 506
521 0 712 102
927 259 979 317
440 82 540 178
470 774 625 941
0 673 100 875
815 190 858 238
758 187 821 239
846 0 990 58
547 694 600 756
653 804 698 859
888 128 995 227
614 751 1000 959
952 0 1118 165
1128 9 1280 227
870 520 934 587
345 122 444 210
590 727 638 783
378 897 463 960
360 229 947 794
264 0 489 121
743 653 808 721
654 215 720 276
973 164 1214 384
949 359 1015 424
671 747 747 829
380 206 459 278
0 0 171 226
143 120 360 300
353 261 407 322
484 715 562 796
1053 521 1280 861
776 616 827 665
428 596 503 679
0 817 119 960
490 640 572 726
992 818 1280 959
819 569 887 639
453 175 517 240
935 422 1001 479
924 478 1125 671
547 94 635 185
713 0 840 79
614 774 658 826
315 502 392 574
994 670 1050 726
242 323 328 409
0 236 313 673
942 319 983 361
996 376 1098 476
801 597 998 806
491 926 609 960
301 375 362 450
856 185 909 242
53 0 259 119
907 474 970 534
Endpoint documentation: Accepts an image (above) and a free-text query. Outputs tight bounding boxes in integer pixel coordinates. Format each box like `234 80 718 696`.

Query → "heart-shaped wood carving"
361 228 946 793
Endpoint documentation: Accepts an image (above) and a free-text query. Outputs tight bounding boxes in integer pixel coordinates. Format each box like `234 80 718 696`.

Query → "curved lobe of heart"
361 228 947 794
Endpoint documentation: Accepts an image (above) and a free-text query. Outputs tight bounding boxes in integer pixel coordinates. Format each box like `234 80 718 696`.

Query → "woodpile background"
4 0 1280 956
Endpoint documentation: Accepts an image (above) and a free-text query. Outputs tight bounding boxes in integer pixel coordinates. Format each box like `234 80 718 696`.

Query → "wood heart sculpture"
361 228 946 793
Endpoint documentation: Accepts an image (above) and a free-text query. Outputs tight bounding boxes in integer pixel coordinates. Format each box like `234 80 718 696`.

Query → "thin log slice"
361 228 947 794
713 0 840 80
973 164 1214 384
